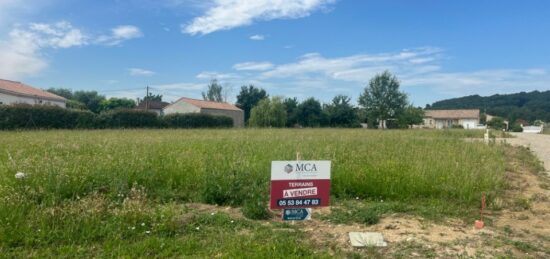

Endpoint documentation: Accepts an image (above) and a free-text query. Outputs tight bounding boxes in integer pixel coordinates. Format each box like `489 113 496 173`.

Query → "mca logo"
284 164 293 174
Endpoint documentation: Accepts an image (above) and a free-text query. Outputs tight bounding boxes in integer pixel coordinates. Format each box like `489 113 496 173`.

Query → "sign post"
270 160 331 214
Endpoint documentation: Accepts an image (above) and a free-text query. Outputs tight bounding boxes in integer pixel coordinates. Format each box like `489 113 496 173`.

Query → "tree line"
429 90 550 124
47 71 424 128
231 71 424 128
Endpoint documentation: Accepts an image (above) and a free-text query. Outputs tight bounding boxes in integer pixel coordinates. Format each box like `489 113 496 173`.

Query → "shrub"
488 117 506 130
97 109 159 128
0 105 236 130
242 198 272 220
0 104 93 130
74 110 97 128
163 113 233 128
511 123 523 132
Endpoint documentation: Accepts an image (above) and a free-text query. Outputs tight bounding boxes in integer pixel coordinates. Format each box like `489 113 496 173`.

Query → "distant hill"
428 90 550 123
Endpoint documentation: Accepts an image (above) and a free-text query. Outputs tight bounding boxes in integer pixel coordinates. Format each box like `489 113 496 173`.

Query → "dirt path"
506 133 550 175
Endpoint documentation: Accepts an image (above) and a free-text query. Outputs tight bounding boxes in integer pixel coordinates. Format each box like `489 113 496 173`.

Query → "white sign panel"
271 160 331 180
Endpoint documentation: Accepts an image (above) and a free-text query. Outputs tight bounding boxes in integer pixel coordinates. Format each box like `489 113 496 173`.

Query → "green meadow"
0 129 507 257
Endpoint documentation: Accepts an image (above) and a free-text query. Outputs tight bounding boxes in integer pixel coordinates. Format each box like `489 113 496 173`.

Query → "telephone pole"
146 85 149 111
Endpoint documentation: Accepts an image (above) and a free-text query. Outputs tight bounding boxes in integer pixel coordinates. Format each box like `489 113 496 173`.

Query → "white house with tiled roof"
0 79 66 108
423 109 481 129
163 97 244 127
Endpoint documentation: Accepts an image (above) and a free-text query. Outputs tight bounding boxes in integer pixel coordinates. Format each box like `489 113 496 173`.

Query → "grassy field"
0 129 508 257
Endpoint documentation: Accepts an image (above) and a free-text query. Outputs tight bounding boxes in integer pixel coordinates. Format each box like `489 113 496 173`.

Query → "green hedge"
97 109 160 128
0 105 234 130
164 113 233 128
0 104 95 129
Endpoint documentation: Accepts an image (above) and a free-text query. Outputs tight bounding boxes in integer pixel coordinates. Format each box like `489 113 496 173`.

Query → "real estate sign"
270 161 331 209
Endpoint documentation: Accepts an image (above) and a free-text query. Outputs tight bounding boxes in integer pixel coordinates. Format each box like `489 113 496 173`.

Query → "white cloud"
211 48 550 104
106 81 206 101
196 71 239 79
128 68 155 76
401 69 550 96
26 21 88 48
0 0 48 29
260 47 443 80
182 0 335 35
96 25 143 46
249 34 265 40
152 82 206 101
233 61 274 71
0 21 145 80
0 21 87 79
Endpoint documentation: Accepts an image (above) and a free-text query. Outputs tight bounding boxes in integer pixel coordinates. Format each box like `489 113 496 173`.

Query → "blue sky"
1 0 549 106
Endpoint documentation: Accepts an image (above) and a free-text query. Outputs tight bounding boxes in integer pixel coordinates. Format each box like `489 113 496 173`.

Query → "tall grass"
0 129 506 256
0 129 504 204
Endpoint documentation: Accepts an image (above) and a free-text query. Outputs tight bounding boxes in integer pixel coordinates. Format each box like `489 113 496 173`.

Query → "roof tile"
425 109 480 119
0 79 66 101
172 97 242 111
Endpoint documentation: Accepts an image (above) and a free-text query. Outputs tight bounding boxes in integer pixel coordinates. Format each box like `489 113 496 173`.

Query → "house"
522 125 544 134
163 97 244 127
135 100 170 115
423 109 481 129
0 79 66 108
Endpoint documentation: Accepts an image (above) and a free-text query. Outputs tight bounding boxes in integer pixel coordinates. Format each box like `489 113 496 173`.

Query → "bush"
511 123 523 132
74 110 97 128
163 113 233 128
487 117 506 130
0 104 94 130
0 105 235 130
98 109 159 128
242 198 272 220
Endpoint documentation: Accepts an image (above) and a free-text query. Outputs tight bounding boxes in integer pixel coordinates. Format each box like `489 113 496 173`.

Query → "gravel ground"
507 133 550 175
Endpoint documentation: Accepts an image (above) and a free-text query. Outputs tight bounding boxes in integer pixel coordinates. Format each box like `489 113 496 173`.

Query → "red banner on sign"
270 179 331 209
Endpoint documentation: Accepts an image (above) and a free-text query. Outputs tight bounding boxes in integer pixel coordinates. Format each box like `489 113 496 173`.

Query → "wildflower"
355 197 359 200
15 172 26 179
195 227 200 230
230 220 234 223
141 223 145 226
131 226 136 230
210 212 215 216
145 230 151 234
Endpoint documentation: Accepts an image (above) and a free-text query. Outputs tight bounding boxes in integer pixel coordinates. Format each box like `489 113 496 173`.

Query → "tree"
397 106 424 128
324 95 359 127
248 97 287 127
296 97 325 127
283 97 299 127
480 113 487 125
100 97 136 112
202 79 224 102
66 99 88 110
358 71 408 129
47 88 73 99
487 117 506 130
143 93 162 102
236 85 268 123
73 90 106 113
